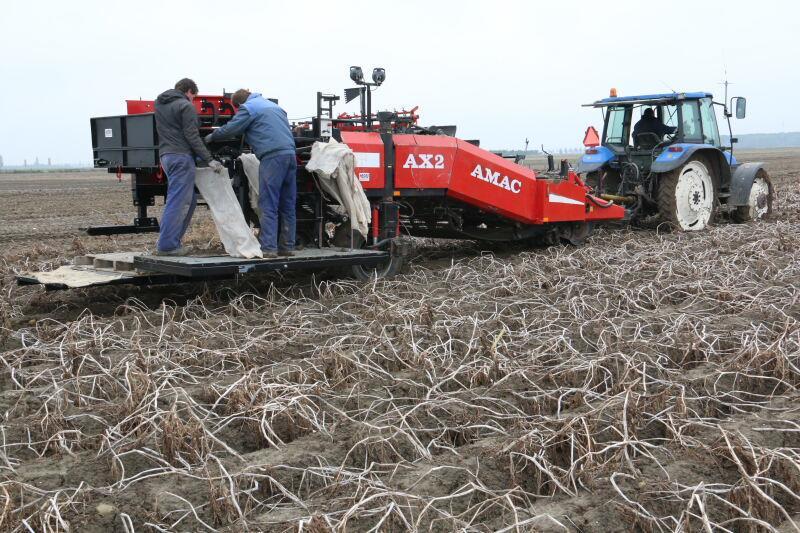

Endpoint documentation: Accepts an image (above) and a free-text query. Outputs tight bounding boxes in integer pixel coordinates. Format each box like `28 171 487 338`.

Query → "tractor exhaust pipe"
541 145 555 173
559 159 569 178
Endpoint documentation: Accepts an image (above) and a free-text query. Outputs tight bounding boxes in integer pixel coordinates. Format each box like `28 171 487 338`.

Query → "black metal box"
91 113 158 168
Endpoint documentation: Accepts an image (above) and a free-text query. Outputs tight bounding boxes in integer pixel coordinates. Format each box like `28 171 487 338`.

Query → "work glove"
204 133 214 144
208 160 225 174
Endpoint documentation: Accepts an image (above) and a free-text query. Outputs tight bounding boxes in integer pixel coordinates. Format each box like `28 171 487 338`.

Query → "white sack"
305 139 372 238
237 154 262 219
195 168 263 258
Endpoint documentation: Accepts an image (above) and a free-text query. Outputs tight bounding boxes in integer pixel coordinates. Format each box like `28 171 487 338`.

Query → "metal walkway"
134 248 389 277
17 248 390 290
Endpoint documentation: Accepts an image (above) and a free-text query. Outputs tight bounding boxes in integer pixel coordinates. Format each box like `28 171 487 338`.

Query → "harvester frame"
19 71 626 290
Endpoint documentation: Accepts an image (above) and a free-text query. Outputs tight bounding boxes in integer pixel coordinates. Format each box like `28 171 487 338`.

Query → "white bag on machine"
237 154 262 219
194 167 263 259
305 139 372 238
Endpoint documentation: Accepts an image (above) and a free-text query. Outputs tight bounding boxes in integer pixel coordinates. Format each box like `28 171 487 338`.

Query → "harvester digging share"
0 72 796 531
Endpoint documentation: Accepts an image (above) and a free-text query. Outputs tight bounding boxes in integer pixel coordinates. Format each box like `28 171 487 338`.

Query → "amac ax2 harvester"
29 69 626 288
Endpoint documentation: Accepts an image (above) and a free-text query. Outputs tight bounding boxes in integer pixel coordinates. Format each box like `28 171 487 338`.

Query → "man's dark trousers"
258 153 297 252
157 153 197 252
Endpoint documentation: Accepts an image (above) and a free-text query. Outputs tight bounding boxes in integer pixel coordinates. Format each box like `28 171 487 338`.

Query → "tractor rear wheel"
657 158 717 231
731 169 773 223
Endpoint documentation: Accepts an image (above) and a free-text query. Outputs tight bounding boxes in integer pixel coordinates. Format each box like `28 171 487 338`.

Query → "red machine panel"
126 95 236 118
126 100 155 114
448 140 544 224
541 179 589 222
337 132 625 226
340 131 385 189
394 135 458 189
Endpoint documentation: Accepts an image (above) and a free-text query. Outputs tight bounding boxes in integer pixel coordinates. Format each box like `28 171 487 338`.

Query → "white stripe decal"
548 193 584 206
354 152 381 168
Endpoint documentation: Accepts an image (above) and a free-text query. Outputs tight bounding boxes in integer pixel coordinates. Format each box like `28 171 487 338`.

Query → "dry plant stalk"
0 173 798 531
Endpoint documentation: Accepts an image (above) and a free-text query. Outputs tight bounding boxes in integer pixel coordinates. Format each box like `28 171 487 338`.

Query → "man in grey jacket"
154 78 223 255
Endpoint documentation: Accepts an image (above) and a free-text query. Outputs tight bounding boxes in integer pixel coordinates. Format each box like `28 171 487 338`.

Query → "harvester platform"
133 248 388 277
17 248 390 290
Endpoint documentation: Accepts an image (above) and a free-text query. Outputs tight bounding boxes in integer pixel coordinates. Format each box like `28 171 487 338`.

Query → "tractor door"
679 100 703 143
699 97 721 146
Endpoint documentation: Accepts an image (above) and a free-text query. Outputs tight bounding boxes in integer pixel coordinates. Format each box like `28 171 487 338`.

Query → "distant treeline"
496 149 541 156
496 149 585 157
0 167 94 174
722 132 800 149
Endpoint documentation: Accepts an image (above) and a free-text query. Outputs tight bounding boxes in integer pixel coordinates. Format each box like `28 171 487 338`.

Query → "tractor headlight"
372 67 386 86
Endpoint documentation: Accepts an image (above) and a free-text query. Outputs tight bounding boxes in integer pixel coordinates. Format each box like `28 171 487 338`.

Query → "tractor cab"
575 90 772 231
580 92 730 174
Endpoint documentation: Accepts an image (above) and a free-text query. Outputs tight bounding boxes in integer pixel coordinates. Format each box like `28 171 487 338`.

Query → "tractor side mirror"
733 97 746 119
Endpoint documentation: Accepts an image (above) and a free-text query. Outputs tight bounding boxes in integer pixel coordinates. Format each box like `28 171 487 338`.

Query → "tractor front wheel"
657 159 717 231
731 169 773 223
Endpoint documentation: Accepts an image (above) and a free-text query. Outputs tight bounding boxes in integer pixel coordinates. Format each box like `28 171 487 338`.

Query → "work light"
349 66 364 84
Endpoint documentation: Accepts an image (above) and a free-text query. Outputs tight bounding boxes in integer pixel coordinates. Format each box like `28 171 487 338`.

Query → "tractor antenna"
659 79 677 93
720 68 733 104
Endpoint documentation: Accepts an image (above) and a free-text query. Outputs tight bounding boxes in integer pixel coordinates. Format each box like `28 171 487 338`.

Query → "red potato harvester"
18 67 624 290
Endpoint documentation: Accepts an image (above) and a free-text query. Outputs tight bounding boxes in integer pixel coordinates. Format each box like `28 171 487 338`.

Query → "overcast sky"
1 0 798 165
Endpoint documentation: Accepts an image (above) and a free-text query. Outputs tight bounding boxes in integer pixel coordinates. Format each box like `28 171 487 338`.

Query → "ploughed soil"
0 150 799 531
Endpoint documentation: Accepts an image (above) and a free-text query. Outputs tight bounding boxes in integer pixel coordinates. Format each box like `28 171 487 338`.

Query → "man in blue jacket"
205 90 297 258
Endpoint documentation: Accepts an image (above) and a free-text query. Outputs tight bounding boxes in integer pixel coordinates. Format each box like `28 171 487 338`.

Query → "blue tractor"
576 91 773 231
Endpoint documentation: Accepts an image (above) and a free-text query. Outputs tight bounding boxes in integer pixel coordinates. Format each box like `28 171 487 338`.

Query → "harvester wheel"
731 169 773 222
333 223 404 281
350 253 405 281
657 158 717 231
559 222 593 246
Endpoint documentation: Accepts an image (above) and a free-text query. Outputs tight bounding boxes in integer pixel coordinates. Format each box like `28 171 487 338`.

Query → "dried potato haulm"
0 152 799 531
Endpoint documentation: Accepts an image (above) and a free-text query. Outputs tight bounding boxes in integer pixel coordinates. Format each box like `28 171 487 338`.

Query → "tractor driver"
205 90 297 259
632 108 676 145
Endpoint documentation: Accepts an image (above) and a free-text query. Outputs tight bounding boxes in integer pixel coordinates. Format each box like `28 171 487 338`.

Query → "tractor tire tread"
657 156 717 231
730 168 773 223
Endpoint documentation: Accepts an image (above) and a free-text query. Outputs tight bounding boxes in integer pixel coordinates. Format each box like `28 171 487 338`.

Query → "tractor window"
605 106 628 145
699 97 720 146
662 105 679 130
680 101 702 142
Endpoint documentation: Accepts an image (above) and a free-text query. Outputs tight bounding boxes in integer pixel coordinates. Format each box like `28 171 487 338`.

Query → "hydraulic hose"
587 195 616 208
597 193 637 205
